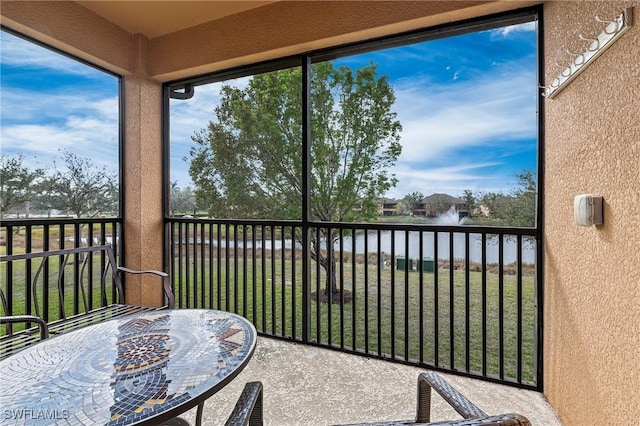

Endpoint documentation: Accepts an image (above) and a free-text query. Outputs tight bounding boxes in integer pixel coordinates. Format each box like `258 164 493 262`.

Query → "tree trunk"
309 236 339 301
323 249 338 297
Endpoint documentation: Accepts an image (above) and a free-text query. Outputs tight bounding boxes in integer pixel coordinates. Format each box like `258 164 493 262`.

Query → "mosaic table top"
0 309 257 425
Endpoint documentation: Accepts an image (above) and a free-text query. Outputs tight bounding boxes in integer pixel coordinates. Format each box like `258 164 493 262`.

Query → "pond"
193 230 536 265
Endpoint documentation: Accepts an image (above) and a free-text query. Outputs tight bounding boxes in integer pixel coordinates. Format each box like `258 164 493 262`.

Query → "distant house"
373 194 468 217
421 193 467 217
375 197 398 216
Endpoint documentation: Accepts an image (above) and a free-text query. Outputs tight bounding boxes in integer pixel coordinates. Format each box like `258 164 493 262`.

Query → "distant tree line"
464 170 537 227
169 181 200 216
1 152 536 228
0 151 118 219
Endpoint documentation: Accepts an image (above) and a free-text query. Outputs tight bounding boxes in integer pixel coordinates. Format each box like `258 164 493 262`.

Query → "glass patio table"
0 309 257 425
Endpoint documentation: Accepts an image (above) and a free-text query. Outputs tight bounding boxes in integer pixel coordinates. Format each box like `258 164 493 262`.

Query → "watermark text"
2 409 70 421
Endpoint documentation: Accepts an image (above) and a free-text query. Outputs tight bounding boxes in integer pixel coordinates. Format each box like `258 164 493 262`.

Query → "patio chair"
336 372 531 426
225 381 264 426
0 285 50 342
0 314 49 340
164 381 263 425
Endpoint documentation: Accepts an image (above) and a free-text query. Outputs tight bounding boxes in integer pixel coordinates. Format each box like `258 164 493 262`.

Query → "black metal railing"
0 218 123 323
1 217 541 389
166 217 541 390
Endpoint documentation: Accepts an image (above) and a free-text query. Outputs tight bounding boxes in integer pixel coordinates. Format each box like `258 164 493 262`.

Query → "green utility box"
396 256 414 271
421 257 434 272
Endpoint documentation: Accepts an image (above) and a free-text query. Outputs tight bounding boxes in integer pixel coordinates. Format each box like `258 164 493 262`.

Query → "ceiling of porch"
77 1 280 39
73 1 515 43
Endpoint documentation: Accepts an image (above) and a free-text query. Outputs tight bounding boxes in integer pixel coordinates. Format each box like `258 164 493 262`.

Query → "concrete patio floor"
180 337 561 425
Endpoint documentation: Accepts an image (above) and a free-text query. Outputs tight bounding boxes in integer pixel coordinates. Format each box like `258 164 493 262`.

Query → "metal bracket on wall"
544 7 634 99
169 84 195 100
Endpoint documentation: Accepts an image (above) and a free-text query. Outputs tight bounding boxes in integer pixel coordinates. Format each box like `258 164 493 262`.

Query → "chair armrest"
417 372 486 422
0 315 50 339
117 267 175 309
425 413 532 425
225 381 264 426
336 373 531 426
416 373 531 425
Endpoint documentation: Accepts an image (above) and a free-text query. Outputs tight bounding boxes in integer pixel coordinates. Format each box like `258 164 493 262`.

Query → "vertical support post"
301 55 312 343
122 34 164 307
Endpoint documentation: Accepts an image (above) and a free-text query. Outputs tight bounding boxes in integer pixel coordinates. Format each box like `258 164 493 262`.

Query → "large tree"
402 191 425 216
505 169 537 227
462 189 477 218
189 61 402 300
42 151 118 218
0 155 44 219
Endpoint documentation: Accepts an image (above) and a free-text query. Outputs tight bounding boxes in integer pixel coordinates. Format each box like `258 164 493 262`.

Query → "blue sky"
2 20 537 201
0 31 120 174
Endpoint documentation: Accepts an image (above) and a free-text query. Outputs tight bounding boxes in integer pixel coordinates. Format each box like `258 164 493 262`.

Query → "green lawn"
1 255 120 322
2 243 537 384
171 254 537 383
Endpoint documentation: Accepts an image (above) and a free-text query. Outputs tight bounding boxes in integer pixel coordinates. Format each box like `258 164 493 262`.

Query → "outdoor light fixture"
574 194 603 226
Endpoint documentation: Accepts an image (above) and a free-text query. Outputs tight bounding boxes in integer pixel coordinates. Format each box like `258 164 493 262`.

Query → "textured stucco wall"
543 1 640 424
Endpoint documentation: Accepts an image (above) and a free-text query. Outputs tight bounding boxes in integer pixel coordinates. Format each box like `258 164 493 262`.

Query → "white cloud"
1 31 98 76
492 21 537 38
1 89 118 122
393 67 537 165
5 124 87 154
1 32 119 173
169 84 223 187
170 84 222 143
1 90 119 173
2 120 118 172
